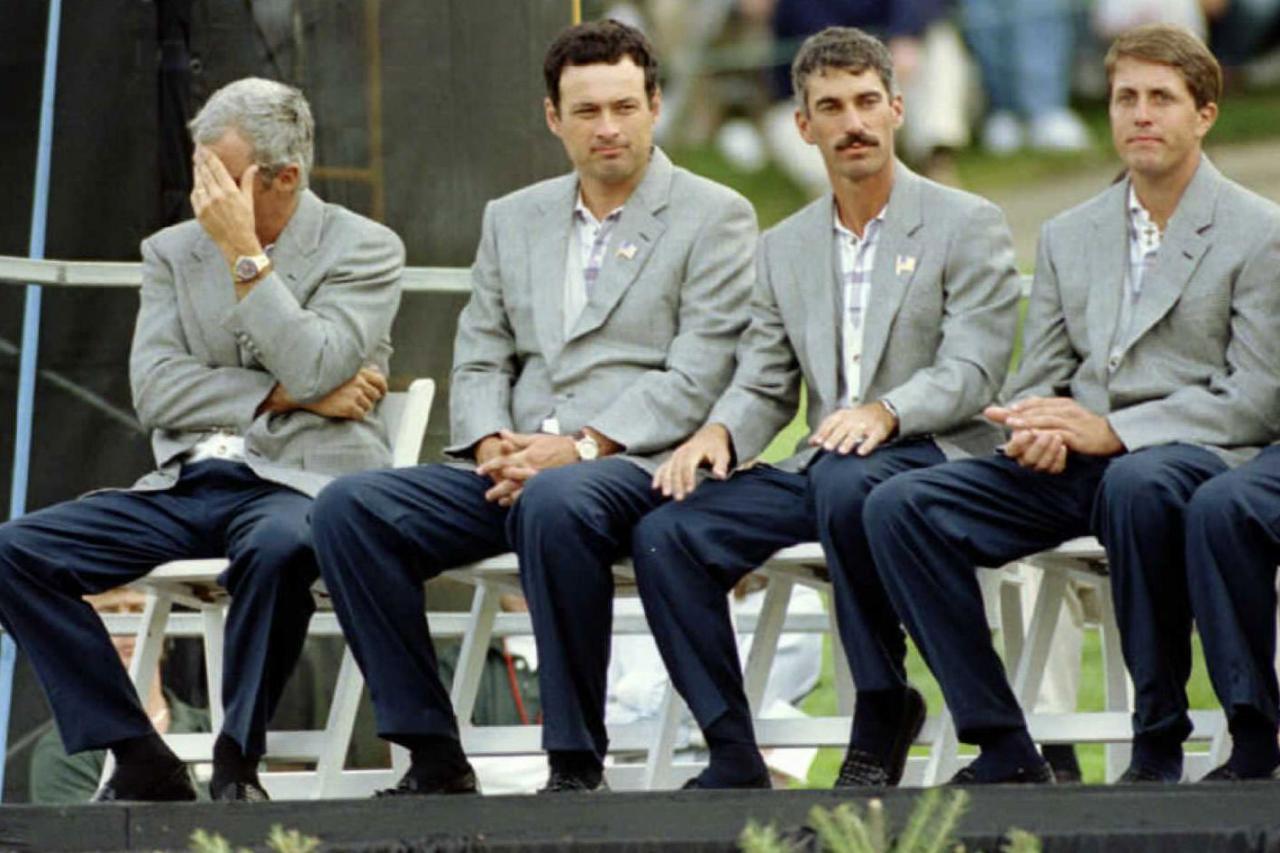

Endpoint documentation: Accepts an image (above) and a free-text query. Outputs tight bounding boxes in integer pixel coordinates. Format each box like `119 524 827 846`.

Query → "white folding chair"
107 378 436 796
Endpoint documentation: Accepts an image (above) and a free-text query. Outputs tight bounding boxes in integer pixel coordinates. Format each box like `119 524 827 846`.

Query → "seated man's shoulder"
143 219 206 257
667 164 753 218
1214 177 1280 238
321 201 406 260
916 175 1003 225
762 194 829 248
485 172 578 222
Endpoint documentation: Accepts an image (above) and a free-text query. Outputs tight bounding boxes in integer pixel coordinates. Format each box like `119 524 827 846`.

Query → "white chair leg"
1097 583 1133 781
201 603 226 732
743 576 793 712
1011 568 1067 711
997 568 1027 680
922 710 961 785
641 682 687 790
103 591 174 787
313 645 367 798
450 581 500 724
827 599 856 717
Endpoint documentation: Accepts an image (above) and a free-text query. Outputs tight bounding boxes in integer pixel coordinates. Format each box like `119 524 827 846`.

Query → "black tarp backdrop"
0 0 571 801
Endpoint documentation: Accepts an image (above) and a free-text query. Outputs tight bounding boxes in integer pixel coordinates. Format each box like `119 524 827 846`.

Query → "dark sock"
389 734 471 784
110 732 178 767
971 728 1042 780
1041 744 1081 779
702 712 767 785
211 733 261 790
849 688 907 766
1227 710 1280 778
1131 732 1183 779
105 733 183 792
548 749 603 785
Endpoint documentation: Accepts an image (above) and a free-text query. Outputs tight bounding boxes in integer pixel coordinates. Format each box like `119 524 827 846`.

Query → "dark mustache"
836 132 879 149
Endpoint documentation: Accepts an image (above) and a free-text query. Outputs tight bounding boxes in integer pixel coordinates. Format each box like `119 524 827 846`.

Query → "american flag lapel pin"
895 255 916 277
617 241 638 260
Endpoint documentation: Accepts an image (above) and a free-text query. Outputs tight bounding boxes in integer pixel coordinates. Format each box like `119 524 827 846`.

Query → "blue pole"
2 0 64 799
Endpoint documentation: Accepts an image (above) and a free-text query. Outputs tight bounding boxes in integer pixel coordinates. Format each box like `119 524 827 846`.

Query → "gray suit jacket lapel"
268 189 326 299
567 148 672 342
1085 181 1129 364
530 175 576 363
186 234 242 365
789 196 840 407
1119 158 1218 353
860 163 924 396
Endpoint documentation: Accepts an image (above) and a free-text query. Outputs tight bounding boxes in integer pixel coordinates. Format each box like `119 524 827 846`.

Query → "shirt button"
851 354 861 363
1108 355 1121 371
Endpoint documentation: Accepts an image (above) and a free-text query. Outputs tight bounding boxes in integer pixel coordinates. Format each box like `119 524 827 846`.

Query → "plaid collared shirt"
834 206 886 406
1110 185 1163 364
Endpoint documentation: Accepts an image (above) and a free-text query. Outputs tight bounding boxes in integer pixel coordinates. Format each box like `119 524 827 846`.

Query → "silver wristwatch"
574 432 600 461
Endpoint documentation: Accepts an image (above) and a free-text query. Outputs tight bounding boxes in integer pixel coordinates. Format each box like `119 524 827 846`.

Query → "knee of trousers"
225 518 316 594
0 521 41 595
1186 473 1255 539
809 466 875 533
510 469 604 537
631 508 709 592
1098 454 1192 516
861 474 918 536
312 471 389 539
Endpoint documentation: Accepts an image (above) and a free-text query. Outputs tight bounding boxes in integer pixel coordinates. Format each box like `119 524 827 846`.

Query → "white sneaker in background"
1028 108 1091 152
716 118 769 173
981 110 1024 156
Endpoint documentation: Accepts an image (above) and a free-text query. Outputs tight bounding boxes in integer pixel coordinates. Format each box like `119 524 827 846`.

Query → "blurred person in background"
961 0 1091 154
28 590 210 804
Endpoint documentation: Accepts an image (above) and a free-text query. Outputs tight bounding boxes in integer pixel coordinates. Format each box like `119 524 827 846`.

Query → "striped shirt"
1109 185 1163 369
834 205 886 406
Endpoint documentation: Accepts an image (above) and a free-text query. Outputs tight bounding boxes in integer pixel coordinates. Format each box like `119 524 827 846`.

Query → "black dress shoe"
92 762 198 802
375 765 479 797
211 779 271 802
1116 764 1180 784
538 771 609 793
948 760 1055 786
681 771 771 790
834 749 891 788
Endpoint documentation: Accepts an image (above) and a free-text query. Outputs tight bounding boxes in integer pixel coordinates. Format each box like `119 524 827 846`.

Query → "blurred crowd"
600 0 1280 188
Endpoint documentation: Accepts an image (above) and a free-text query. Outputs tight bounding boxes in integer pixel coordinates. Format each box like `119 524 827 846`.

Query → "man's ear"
545 97 562 137
272 163 302 192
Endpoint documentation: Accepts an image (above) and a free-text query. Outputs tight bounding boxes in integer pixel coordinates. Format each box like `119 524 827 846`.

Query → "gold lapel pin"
895 255 916 276
617 242 638 260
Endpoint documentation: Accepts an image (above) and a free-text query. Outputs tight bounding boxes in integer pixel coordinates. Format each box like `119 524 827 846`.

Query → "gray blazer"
129 189 405 497
1008 157 1280 466
447 148 758 472
711 163 1021 471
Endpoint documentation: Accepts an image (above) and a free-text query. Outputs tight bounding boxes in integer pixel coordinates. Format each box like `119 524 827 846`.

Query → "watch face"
235 257 260 281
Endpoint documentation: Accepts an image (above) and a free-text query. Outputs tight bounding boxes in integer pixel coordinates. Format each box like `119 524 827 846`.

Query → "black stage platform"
3 783 1279 852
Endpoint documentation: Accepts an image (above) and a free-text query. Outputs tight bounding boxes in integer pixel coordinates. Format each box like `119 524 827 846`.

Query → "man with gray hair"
630 26 1020 789
0 77 403 802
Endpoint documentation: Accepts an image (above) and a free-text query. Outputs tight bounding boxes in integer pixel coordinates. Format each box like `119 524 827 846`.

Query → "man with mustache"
630 26 1020 789
311 19 756 795
864 24 1280 784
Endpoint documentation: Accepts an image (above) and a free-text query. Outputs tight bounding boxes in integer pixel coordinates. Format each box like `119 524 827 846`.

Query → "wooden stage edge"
2 782 1278 852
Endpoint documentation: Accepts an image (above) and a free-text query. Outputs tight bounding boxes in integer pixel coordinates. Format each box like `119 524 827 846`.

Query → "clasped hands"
985 396 1125 474
474 431 584 507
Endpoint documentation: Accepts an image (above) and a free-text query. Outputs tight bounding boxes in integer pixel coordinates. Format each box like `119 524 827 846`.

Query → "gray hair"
791 27 897 111
188 77 314 189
